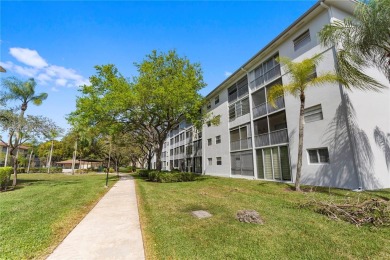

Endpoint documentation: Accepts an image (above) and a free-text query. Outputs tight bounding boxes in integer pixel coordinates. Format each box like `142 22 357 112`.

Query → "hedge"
0 167 13 191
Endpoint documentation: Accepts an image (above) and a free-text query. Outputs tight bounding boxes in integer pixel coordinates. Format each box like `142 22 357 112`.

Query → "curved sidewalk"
47 175 145 260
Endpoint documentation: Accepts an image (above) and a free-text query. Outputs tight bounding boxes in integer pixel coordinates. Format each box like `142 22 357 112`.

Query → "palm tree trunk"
71 140 77 175
295 93 306 192
4 146 9 167
47 140 54 174
27 150 33 174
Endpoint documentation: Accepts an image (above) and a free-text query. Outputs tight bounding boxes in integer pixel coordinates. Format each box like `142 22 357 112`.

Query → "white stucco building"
152 0 390 190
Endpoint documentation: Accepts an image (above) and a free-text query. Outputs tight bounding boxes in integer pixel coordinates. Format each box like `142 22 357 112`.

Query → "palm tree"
267 55 339 191
45 128 62 174
318 0 390 90
1 77 48 186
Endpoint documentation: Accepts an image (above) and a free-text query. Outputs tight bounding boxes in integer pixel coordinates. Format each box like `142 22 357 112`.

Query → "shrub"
138 169 150 178
0 167 13 191
147 171 196 183
17 167 26 174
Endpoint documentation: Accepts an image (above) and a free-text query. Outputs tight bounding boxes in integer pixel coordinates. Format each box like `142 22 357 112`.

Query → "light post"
105 139 112 187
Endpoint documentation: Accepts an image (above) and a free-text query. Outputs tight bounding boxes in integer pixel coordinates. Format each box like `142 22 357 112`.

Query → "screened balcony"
230 124 252 152
253 111 288 148
249 53 281 91
252 79 285 119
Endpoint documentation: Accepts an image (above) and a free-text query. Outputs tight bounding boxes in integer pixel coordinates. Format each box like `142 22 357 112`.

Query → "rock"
192 210 212 219
236 210 264 224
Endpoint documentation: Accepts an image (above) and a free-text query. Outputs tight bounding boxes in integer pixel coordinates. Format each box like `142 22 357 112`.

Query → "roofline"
205 0 352 99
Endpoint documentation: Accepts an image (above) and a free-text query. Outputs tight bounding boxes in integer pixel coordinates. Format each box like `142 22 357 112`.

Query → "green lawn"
135 175 390 260
0 173 118 259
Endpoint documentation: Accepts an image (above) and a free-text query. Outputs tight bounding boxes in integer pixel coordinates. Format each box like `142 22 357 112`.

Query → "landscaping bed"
135 175 390 259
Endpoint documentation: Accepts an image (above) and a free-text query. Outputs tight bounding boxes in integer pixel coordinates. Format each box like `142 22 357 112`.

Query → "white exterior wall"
203 90 231 177
148 1 390 190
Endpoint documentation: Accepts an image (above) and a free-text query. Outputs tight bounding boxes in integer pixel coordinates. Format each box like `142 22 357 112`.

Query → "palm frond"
267 84 285 107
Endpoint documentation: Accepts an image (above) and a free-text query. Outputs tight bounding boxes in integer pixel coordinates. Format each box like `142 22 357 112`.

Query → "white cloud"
10 47 48 68
3 47 89 88
224 71 232 77
55 78 67 86
0 61 38 77
51 87 59 92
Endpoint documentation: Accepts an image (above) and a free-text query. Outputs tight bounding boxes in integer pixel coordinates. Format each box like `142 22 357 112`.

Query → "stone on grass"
236 210 263 224
192 210 212 219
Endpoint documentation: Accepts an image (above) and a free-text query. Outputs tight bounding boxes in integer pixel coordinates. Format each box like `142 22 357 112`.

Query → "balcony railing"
268 97 285 113
252 97 285 119
254 128 288 148
270 128 288 145
252 103 267 118
249 64 281 90
230 137 252 151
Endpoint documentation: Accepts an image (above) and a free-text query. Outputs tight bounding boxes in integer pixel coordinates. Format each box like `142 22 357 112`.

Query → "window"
215 95 219 105
207 102 211 110
307 148 329 164
208 158 212 165
306 66 317 82
216 157 222 165
216 135 221 144
304 104 323 123
208 138 212 146
293 30 311 51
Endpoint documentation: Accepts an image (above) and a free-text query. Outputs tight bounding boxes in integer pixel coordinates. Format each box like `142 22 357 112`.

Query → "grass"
135 175 390 259
0 173 119 259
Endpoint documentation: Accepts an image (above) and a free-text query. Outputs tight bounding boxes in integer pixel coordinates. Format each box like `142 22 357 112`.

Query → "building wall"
203 88 231 177
149 1 390 190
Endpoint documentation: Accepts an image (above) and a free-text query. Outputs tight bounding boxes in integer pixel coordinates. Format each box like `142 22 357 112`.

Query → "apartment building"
152 0 390 190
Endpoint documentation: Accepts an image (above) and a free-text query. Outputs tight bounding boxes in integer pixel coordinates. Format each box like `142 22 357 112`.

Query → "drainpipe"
321 0 363 190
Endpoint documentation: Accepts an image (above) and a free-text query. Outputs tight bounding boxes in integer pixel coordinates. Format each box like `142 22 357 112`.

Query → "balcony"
230 137 252 152
252 97 285 119
254 128 288 148
249 64 281 91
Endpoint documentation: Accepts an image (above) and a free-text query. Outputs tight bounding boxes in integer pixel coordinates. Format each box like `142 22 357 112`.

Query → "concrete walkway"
47 175 145 260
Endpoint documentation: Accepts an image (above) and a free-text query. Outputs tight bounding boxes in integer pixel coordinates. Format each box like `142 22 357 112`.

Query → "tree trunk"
11 151 18 186
147 150 152 170
4 146 9 167
155 141 164 172
71 140 77 175
295 93 306 192
47 140 54 174
27 150 33 174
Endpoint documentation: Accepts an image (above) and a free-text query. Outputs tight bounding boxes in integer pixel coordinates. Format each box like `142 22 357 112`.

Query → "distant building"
151 0 390 190
56 159 103 173
0 141 30 167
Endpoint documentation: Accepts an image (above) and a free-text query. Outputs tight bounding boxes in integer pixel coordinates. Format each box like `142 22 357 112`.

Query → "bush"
0 167 13 191
138 169 150 178
17 167 26 173
147 171 196 183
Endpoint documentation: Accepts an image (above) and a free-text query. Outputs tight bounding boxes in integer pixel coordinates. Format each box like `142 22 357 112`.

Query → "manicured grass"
0 173 119 259
135 175 390 259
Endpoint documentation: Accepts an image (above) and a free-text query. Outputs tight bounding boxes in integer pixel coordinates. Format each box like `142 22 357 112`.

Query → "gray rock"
236 210 264 224
192 210 213 219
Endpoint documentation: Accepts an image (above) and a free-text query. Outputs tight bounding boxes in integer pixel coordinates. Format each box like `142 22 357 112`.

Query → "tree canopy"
69 49 208 171
318 0 390 90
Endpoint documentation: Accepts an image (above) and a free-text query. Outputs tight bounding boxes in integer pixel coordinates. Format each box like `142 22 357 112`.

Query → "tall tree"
319 0 390 89
69 50 208 171
132 50 206 171
1 77 48 185
43 126 63 173
267 55 339 191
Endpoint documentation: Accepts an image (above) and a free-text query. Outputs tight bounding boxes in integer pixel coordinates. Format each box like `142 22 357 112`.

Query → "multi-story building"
0 141 30 167
151 0 390 190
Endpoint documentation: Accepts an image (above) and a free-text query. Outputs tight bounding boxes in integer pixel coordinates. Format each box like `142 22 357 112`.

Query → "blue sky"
1 0 317 134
